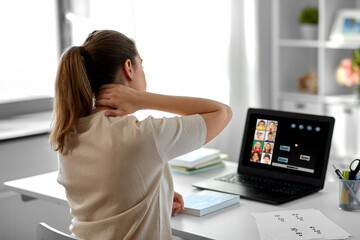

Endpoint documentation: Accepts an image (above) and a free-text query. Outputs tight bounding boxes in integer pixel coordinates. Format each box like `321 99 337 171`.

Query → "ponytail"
50 46 93 153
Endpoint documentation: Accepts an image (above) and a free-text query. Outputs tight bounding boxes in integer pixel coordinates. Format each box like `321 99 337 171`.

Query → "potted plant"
298 7 318 40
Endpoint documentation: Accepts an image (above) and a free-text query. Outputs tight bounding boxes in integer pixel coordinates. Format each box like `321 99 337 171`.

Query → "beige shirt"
57 111 206 240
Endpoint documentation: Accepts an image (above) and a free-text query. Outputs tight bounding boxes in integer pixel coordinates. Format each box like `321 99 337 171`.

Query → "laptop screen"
238 108 335 185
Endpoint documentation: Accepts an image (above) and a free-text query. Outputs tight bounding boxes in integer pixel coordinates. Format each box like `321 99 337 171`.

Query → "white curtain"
206 0 259 161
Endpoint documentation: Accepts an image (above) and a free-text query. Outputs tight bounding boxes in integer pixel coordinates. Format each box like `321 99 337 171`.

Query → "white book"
169 148 221 168
193 154 228 169
183 190 240 217
170 162 225 175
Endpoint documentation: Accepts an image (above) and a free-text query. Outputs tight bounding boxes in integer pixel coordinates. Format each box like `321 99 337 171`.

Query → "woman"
50 30 232 240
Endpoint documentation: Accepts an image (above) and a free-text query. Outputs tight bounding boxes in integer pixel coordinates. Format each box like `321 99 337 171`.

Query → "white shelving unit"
272 0 360 115
272 0 360 160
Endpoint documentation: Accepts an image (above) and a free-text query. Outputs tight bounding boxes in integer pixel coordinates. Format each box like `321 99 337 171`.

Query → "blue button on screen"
280 145 290 152
278 157 288 163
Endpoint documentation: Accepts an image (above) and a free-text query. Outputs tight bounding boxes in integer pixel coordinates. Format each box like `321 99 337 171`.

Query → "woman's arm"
96 84 232 144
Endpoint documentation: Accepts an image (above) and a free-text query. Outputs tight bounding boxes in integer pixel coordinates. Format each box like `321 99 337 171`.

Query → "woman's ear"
123 59 134 81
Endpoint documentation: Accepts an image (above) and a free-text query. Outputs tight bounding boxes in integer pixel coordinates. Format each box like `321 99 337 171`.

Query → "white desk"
4 161 360 240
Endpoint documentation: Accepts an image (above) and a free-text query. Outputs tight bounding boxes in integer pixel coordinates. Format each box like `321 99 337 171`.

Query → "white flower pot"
299 24 318 40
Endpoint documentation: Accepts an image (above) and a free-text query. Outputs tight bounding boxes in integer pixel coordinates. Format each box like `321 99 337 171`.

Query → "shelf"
278 92 320 102
325 41 360 50
278 39 360 50
278 39 320 48
278 92 360 105
323 94 358 104
278 92 360 106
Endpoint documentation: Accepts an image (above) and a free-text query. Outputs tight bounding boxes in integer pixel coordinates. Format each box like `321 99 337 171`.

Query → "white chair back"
36 222 81 240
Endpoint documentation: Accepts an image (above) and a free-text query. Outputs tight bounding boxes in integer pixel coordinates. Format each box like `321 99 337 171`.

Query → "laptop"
193 108 335 204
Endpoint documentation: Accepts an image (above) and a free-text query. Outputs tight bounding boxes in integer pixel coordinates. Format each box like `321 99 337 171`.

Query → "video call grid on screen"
242 113 331 179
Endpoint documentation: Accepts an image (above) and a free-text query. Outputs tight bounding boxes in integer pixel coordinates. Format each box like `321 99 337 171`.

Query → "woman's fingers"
172 202 182 216
172 207 181 216
173 192 184 209
96 92 112 100
172 202 182 209
171 192 185 216
95 99 116 108
95 83 139 116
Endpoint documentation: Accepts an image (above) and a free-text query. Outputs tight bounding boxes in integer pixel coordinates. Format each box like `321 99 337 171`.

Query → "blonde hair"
50 30 138 153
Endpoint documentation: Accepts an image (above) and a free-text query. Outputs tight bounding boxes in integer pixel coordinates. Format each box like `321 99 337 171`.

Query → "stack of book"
169 148 227 175
182 190 239 217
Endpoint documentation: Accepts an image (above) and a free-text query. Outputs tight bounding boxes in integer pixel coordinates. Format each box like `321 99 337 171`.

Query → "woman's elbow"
219 104 232 129
224 105 233 125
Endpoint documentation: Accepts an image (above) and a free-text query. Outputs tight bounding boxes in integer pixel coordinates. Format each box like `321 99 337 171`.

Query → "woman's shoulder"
78 113 205 137
133 114 205 127
75 111 137 131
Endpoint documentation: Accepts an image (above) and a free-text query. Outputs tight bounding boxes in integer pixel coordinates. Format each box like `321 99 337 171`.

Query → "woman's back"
58 111 206 239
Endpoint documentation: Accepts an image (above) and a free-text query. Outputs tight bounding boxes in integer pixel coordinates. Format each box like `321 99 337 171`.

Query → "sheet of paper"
252 209 351 240
255 219 275 240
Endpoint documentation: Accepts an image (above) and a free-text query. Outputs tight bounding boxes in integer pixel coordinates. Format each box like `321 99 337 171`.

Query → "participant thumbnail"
262 142 274 154
266 120 278 132
256 119 267 130
261 153 272 165
250 151 262 163
252 140 264 152
265 131 276 142
254 130 265 141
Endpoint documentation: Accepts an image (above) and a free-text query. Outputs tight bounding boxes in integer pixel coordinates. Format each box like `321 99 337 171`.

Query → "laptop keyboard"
215 173 314 196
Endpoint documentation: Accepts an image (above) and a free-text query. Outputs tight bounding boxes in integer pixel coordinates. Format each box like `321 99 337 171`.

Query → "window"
0 0 58 103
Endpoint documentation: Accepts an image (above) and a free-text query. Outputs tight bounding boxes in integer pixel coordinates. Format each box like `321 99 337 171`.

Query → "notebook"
193 108 335 204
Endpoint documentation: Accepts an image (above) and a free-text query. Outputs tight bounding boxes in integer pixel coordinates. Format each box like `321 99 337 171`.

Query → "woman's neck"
91 107 112 115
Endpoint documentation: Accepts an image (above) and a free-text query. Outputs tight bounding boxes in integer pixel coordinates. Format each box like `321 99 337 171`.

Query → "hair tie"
79 46 89 58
